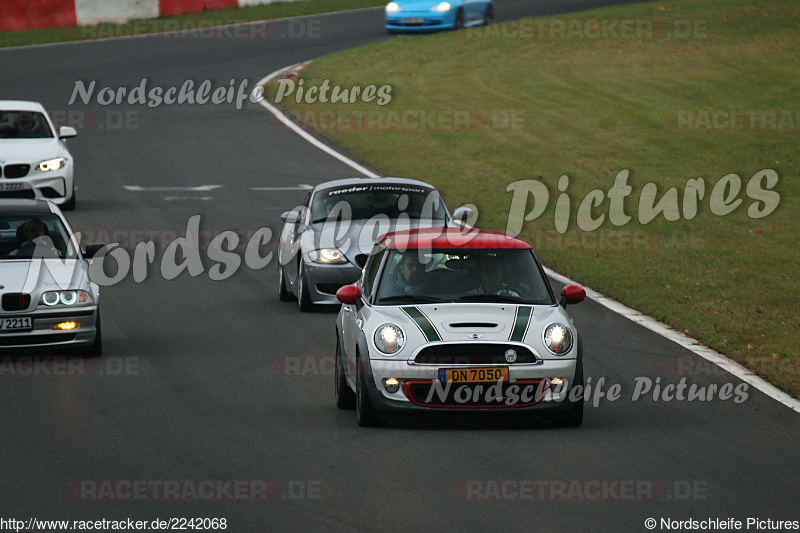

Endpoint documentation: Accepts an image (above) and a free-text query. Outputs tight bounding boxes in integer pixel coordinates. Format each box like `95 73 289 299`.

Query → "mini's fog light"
384 377 400 393
550 377 564 386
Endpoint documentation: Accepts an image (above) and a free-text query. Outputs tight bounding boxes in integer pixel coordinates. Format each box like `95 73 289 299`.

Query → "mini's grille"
414 343 538 365
405 380 547 407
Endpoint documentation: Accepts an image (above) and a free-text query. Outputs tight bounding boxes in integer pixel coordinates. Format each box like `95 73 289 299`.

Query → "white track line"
545 268 800 413
253 64 381 178
255 62 800 414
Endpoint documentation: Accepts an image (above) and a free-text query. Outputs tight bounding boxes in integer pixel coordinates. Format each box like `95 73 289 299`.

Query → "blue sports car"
385 0 494 33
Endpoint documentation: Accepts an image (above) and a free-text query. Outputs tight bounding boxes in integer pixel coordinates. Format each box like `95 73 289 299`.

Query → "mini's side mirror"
451 206 475 227
559 284 586 307
59 126 78 139
84 243 107 259
281 210 300 224
336 285 361 305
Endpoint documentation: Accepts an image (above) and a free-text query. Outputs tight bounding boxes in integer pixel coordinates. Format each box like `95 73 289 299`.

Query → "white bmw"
335 227 587 427
0 101 78 210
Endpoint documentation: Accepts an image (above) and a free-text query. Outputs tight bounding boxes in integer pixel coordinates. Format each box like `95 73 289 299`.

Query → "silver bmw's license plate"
0 317 33 331
0 183 25 191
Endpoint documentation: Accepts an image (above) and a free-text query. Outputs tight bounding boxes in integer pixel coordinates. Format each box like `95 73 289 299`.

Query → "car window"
361 248 387 299
0 214 76 259
374 249 554 305
310 184 447 224
0 111 55 139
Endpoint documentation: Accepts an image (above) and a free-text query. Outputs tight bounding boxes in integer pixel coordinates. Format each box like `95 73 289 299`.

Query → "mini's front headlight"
374 324 405 355
431 1 451 12
385 2 400 13
309 248 348 264
38 158 67 172
41 290 92 307
543 323 573 355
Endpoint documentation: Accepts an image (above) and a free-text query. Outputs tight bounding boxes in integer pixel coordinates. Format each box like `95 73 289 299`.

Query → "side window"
361 248 386 299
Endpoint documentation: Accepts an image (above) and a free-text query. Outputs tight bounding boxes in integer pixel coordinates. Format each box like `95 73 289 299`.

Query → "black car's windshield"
375 249 554 305
310 184 447 223
0 111 55 139
0 214 76 259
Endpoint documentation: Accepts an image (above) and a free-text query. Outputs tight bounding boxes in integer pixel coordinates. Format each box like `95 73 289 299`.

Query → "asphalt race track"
1 1 798 531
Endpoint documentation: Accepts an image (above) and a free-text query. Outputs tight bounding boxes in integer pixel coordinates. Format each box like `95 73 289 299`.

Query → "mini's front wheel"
335 337 356 410
356 354 385 427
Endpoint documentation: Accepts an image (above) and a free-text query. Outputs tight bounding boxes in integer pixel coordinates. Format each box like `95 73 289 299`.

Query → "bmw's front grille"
3 164 31 179
414 343 539 365
0 189 35 199
0 333 76 346
2 293 32 311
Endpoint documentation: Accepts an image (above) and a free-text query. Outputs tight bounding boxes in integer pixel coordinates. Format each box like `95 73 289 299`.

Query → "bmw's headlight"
431 1 451 12
41 290 92 307
38 158 67 172
374 324 405 355
543 323 573 355
309 248 348 264
385 2 400 13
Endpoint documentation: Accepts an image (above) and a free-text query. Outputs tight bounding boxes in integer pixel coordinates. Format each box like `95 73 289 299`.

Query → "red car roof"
378 227 531 250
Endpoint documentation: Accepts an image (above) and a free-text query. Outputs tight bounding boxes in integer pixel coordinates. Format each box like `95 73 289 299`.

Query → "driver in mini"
472 256 521 298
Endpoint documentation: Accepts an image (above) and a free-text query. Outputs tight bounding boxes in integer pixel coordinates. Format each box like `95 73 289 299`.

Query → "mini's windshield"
375 249 554 305
0 214 76 259
0 111 55 139
310 184 447 224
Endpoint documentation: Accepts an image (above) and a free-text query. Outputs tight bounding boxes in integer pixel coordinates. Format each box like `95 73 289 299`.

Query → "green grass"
0 0 384 48
267 0 800 396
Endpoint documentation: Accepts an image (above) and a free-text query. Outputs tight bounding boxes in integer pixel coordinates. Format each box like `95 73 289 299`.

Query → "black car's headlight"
543 323 573 355
41 290 92 307
308 248 348 264
374 324 405 355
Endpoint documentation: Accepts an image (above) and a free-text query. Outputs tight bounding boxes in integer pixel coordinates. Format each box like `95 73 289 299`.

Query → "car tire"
553 361 584 427
297 261 314 312
453 9 464 30
62 189 76 211
335 336 356 410
356 352 385 427
84 310 103 357
483 4 494 25
277 264 291 301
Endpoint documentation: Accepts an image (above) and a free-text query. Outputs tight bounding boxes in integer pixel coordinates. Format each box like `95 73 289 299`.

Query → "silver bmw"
276 177 471 311
0 199 102 354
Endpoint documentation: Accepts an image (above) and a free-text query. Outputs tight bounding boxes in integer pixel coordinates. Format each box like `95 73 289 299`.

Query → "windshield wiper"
377 295 447 304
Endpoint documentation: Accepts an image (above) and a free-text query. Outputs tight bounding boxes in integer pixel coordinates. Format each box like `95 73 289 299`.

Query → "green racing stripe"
401 306 441 342
509 306 533 342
